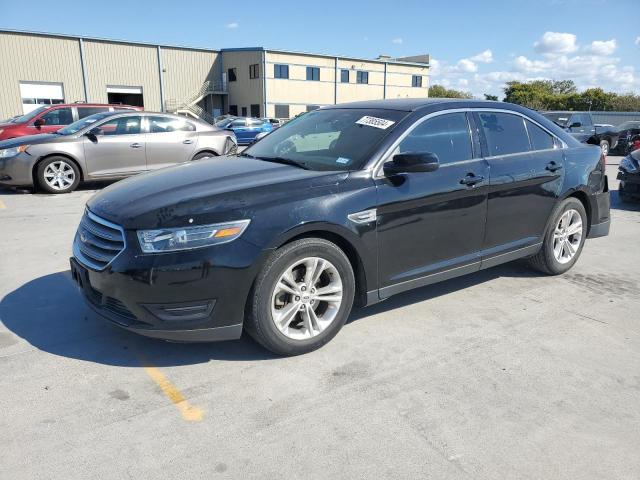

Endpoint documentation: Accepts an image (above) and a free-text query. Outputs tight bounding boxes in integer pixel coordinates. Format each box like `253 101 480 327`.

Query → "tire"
36 156 81 194
192 151 216 160
599 140 609 157
528 198 587 275
245 238 355 356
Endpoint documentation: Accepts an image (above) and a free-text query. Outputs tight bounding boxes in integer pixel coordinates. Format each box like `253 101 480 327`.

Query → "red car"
0 103 142 141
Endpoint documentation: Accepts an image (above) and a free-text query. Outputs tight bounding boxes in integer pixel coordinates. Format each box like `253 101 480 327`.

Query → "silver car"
0 111 237 193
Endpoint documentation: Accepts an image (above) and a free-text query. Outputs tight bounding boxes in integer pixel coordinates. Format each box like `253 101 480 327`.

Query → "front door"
375 112 489 298
475 111 564 264
83 115 147 177
144 116 198 171
30 106 74 134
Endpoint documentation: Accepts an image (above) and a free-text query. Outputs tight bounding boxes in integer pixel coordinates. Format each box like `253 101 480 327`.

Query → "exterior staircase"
165 80 227 124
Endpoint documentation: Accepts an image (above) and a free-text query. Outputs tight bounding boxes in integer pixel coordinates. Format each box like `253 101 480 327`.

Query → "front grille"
74 210 125 271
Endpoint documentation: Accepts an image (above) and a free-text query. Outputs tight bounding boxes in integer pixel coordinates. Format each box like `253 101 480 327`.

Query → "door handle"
183 139 194 144
130 143 142 148
545 161 563 172
460 173 484 186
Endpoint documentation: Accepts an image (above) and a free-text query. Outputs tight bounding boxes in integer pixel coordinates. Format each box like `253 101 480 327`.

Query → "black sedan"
70 99 610 355
618 149 640 202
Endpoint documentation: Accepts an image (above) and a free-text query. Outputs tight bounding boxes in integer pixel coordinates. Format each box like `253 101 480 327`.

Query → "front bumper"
618 169 640 199
0 153 35 187
70 231 267 342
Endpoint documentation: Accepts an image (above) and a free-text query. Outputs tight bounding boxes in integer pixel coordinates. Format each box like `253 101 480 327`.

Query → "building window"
241 106 247 116
229 105 238 116
340 69 350 83
412 75 423 88
249 64 260 79
250 104 260 117
306 66 320 81
356 71 369 84
274 64 289 79
274 104 290 119
306 105 320 112
228 68 237 82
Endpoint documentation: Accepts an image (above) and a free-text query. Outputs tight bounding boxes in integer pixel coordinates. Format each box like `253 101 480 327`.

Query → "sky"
1 0 639 98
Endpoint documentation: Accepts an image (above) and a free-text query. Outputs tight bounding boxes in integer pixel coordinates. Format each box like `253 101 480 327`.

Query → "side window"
525 120 554 151
398 113 473 164
579 114 592 126
95 116 142 136
78 107 108 119
247 119 264 127
40 107 73 126
147 116 196 133
478 112 530 156
230 119 246 128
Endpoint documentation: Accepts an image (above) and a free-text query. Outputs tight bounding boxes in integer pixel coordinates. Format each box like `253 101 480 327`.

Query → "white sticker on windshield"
336 157 351 165
355 116 395 130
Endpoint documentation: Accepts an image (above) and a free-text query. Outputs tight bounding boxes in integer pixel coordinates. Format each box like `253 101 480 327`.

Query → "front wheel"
245 238 355 355
36 157 80 194
528 198 587 275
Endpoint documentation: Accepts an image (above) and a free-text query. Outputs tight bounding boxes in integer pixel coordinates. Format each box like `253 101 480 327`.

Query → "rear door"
475 111 564 266
144 116 198 170
375 111 489 297
229 118 250 143
82 115 147 177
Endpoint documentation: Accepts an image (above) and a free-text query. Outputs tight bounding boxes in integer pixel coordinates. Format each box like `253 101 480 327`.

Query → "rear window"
526 120 554 151
478 112 530 156
78 107 109 119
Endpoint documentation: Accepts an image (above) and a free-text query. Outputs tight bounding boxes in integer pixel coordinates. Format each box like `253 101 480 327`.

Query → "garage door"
107 86 144 108
19 82 65 114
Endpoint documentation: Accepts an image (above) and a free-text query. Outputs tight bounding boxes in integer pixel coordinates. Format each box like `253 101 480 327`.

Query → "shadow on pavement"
2 262 538 367
610 188 640 212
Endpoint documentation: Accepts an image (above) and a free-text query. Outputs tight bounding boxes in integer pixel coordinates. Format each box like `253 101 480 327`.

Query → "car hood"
87 156 349 229
0 133 62 149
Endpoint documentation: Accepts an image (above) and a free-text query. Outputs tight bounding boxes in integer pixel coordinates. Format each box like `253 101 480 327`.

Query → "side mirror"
383 152 440 176
570 122 582 128
34 118 45 128
85 127 101 140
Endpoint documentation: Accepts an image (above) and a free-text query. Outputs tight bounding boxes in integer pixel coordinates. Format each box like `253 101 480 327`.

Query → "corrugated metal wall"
83 40 161 110
0 32 85 119
161 47 220 109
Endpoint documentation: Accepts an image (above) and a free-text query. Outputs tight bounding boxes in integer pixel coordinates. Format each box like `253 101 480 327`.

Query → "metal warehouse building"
0 30 430 123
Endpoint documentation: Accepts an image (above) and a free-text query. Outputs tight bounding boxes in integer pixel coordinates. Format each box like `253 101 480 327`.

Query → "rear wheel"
36 156 80 194
528 198 587 275
245 238 355 355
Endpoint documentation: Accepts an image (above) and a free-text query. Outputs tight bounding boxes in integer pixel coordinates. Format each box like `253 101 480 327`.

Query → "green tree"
429 84 473 99
484 94 499 101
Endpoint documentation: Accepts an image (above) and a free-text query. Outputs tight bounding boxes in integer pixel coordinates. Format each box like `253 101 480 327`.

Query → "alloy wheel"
43 161 75 191
271 256 343 340
552 209 583 264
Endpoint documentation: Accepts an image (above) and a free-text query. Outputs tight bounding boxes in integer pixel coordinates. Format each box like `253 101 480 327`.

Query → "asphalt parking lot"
1 159 639 479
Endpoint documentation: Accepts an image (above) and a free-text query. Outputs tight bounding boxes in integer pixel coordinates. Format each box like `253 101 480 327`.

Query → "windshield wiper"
239 152 256 158
256 156 310 170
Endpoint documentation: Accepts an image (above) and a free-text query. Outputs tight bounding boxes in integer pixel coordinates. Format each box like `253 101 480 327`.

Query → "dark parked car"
216 116 273 145
0 111 236 193
617 148 640 202
612 121 640 154
0 103 142 141
542 111 618 156
70 99 610 355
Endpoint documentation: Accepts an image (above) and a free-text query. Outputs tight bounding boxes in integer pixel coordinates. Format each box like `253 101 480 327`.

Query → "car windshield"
243 108 409 171
215 117 236 128
616 121 640 131
11 106 49 124
56 112 115 135
542 113 570 127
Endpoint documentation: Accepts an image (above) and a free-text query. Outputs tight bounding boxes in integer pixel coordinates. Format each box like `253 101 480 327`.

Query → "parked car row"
214 116 274 145
0 111 237 193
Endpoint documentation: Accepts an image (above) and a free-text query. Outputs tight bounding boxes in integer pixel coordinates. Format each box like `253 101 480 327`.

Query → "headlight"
0 145 29 158
620 156 639 173
137 219 251 253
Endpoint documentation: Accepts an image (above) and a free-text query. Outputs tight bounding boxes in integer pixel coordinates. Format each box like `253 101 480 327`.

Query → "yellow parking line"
0 200 6 209
140 357 203 422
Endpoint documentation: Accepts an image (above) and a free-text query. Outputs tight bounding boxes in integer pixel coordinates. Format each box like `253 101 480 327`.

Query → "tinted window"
250 104 260 117
241 107 248 117
248 118 264 127
398 113 472 164
228 68 237 82
95 116 142 135
356 71 368 84
411 75 422 88
478 112 530 156
341 69 349 83
306 105 320 112
229 105 238 116
526 120 554 151
78 107 109 119
230 119 246 127
306 67 320 81
274 104 290 118
41 107 73 126
148 116 196 133
580 114 592 126
249 64 260 79
274 64 289 79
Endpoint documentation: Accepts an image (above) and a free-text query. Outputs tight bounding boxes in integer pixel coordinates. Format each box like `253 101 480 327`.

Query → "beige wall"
223 50 264 116
161 47 220 108
83 40 161 111
0 32 85 119
386 63 429 99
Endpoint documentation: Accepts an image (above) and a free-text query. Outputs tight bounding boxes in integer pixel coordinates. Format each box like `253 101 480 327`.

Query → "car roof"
322 98 522 112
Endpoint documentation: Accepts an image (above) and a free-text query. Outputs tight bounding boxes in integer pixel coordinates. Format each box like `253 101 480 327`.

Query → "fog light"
143 300 216 322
